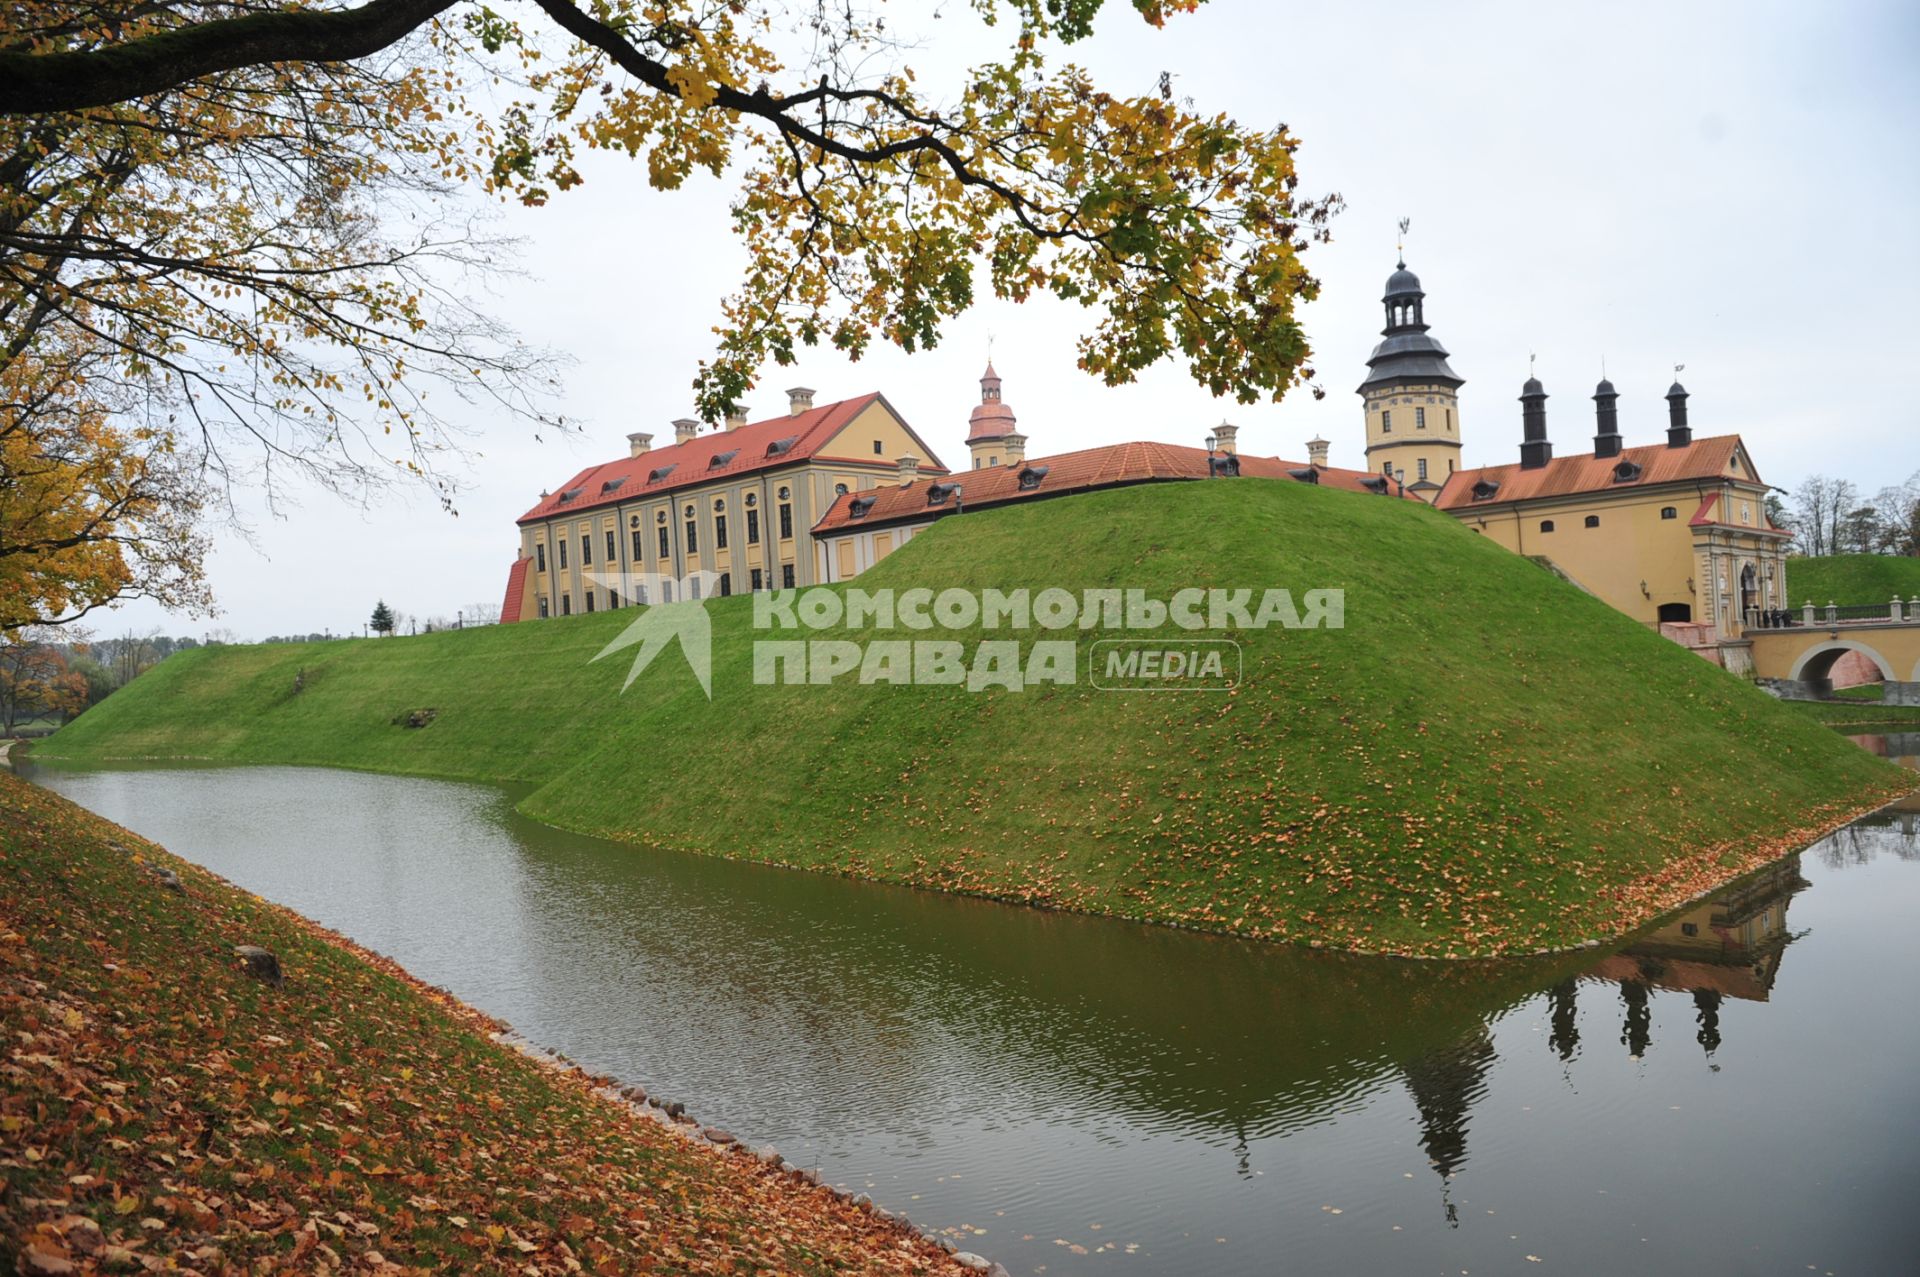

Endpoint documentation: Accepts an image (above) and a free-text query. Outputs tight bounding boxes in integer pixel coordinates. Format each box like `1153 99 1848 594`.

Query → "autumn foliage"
0 771 973 1274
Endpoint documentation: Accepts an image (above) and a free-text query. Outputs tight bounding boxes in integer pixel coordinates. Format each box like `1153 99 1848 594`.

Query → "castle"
501 255 1790 662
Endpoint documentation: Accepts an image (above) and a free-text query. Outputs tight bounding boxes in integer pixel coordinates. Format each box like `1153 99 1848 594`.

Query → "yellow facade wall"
1363 382 1464 492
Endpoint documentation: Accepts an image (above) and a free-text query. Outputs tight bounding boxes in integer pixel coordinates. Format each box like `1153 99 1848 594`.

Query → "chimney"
724 405 749 431
1212 420 1239 456
1592 379 1623 459
786 386 815 415
1519 377 1552 470
1665 380 1692 447
626 432 652 458
1306 436 1330 468
1000 431 1027 465
897 455 920 485
672 417 700 445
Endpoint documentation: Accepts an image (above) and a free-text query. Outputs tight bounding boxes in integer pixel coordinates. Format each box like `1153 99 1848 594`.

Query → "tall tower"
1358 256 1465 500
966 362 1024 469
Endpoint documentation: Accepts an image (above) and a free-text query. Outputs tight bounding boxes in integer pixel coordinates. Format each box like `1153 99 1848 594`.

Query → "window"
873 439 885 455
782 563 796 588
689 577 701 600
751 567 764 591
580 535 592 567
537 596 549 618
747 507 761 544
1540 520 1555 533
715 514 728 549
779 501 794 540
657 526 670 557
606 530 617 562
1584 515 1600 528
1417 457 1428 480
609 588 621 608
1446 408 1453 430
718 572 732 597
558 539 568 570
834 483 849 496
536 543 547 572
1448 458 1456 473
1680 922 1698 937
632 529 645 560
636 582 649 605
1381 410 1392 433
685 518 698 555
561 593 571 615
584 590 595 613
1381 461 1393 478
1416 407 1427 430
1471 479 1500 501
1661 506 1678 520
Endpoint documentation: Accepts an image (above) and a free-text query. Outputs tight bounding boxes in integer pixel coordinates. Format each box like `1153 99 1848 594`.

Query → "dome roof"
1521 377 1546 397
1384 262 1423 299
967 400 1017 439
1594 378 1617 396
1667 381 1688 397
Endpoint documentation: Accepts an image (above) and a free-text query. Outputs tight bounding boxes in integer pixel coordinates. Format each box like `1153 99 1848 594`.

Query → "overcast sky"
103 0 1920 639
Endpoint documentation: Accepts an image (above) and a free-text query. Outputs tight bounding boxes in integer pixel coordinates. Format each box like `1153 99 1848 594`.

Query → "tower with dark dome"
1358 256 1465 499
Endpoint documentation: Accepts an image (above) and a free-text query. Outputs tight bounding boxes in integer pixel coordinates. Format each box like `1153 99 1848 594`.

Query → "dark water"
22 757 1920 1276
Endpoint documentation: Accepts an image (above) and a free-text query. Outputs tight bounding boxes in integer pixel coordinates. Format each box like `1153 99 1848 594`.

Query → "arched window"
1540 520 1555 533
1584 515 1600 528
1660 506 1677 520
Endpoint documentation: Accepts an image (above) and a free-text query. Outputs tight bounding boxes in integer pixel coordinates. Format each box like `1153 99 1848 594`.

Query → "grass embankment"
1789 553 1920 605
0 772 968 1275
1784 699 1920 727
42 480 1914 956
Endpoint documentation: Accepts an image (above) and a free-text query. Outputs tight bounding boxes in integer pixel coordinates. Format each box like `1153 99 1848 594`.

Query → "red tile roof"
1432 435 1754 510
500 556 531 623
811 440 1413 535
516 393 947 525
1687 492 1791 537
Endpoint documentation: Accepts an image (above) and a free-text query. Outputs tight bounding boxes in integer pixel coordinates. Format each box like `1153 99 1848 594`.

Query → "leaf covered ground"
0 771 969 1275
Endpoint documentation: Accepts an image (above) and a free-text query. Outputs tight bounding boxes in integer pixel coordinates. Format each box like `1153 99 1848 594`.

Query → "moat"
23 752 1920 1276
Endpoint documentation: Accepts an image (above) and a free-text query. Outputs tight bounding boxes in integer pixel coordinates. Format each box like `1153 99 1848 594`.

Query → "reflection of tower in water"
1400 1026 1498 1226
1547 979 1580 1062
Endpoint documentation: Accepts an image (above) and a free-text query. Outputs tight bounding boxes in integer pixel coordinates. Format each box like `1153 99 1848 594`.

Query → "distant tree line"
1781 470 1920 558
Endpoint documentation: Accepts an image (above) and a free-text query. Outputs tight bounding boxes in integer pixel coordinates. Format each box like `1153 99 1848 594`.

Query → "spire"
1519 373 1552 470
967 361 1017 441
1665 367 1691 448
1592 376 1622 459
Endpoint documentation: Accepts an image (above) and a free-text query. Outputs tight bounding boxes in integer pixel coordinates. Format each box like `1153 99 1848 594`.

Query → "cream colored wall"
1362 382 1464 494
815 521 927 582
1453 481 1787 631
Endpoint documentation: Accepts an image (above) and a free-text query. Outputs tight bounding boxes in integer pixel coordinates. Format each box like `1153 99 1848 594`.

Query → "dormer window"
1209 454 1240 478
1017 465 1050 491
765 436 798 457
599 477 627 495
927 481 961 507
1287 467 1320 484
647 464 676 484
848 495 877 519
1612 460 1643 483
709 449 739 469
1360 476 1390 494
556 487 583 504
1470 479 1500 502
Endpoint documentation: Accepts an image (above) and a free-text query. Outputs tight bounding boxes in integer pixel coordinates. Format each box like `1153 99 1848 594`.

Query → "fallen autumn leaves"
0 772 971 1275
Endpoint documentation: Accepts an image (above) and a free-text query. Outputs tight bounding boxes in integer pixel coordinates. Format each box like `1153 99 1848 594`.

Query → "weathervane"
1397 216 1411 266
1674 362 1685 377
1529 351 1537 379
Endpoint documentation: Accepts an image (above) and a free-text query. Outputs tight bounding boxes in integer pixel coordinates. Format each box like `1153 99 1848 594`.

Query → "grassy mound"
0 772 967 1275
1790 553 1920 606
41 479 1911 955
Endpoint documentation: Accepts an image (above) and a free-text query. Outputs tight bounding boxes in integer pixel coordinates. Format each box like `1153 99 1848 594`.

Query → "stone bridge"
1747 599 1920 704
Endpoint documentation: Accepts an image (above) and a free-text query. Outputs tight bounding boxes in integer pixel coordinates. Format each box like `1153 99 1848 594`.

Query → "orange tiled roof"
499 556 531 623
811 440 1412 534
1432 435 1753 510
516 393 947 525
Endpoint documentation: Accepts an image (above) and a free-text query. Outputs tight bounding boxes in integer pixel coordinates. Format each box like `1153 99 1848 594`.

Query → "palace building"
1370 254 1793 656
501 250 1792 666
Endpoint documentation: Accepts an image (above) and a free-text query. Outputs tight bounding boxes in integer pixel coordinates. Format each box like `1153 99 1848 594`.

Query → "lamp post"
1205 432 1218 477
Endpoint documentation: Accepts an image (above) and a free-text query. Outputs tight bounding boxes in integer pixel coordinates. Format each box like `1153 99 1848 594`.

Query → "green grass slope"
1790 553 1920 606
43 480 1911 955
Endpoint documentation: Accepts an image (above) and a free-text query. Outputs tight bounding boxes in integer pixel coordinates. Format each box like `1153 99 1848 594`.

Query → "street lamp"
1205 432 1218 477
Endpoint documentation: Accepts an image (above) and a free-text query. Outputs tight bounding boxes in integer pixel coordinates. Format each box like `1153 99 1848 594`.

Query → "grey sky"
104 0 1920 638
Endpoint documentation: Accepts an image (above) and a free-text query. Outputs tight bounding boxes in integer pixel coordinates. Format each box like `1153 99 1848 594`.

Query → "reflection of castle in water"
1391 854 1813 1218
